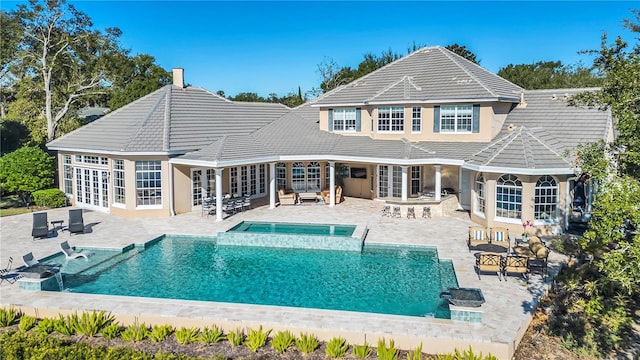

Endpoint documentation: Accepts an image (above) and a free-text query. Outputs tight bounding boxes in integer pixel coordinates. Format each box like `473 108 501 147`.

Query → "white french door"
74 167 109 211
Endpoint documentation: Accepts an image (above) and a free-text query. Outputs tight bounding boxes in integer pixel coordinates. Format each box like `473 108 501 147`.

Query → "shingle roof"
313 46 523 105
47 85 290 153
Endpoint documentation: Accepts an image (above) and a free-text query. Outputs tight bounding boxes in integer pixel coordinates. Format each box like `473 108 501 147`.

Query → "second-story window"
441 105 472 132
378 106 404 133
412 106 421 133
333 108 356 131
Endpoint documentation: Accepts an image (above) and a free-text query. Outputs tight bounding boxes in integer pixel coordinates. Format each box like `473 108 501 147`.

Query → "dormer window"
328 108 361 132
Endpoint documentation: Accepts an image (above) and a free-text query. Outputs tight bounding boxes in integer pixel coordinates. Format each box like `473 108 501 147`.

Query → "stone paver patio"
0 197 563 359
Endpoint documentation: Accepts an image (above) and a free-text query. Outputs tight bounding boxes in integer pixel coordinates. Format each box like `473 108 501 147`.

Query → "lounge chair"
32 212 50 240
278 188 297 205
68 209 85 234
490 227 511 251
476 252 503 280
321 185 343 205
468 226 489 251
60 241 93 260
407 206 416 219
503 255 529 281
22 252 40 267
0 257 22 285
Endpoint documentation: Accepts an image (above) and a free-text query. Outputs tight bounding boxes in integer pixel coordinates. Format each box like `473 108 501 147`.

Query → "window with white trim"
333 108 356 131
440 105 472 133
496 174 521 219
411 166 421 195
276 163 287 190
412 106 421 133
229 167 238 195
63 155 73 195
291 162 306 192
535 175 558 221
135 160 162 206
475 173 485 215
378 106 404 132
113 159 125 205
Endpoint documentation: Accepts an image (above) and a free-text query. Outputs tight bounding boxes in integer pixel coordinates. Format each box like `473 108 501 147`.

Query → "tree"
497 61 603 89
0 11 23 117
11 0 124 141
445 43 480 64
0 119 30 155
107 54 171 110
0 146 55 205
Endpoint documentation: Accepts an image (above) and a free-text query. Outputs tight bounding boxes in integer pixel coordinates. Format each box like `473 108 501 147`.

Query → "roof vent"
551 94 558 101
507 124 517 131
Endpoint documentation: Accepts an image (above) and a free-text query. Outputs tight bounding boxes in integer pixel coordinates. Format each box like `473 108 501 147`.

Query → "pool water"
46 236 458 318
228 221 356 236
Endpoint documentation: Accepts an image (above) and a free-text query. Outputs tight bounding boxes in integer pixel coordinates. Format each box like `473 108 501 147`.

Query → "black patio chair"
32 212 50 240
68 209 85 234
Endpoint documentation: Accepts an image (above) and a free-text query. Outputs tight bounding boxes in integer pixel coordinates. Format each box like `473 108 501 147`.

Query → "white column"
329 161 336 207
401 166 408 201
435 165 442 201
269 162 276 209
215 168 223 221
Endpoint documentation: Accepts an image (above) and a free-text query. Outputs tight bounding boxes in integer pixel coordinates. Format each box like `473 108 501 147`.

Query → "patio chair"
422 206 431 218
32 212 50 240
22 252 40 267
278 188 297 205
391 206 401 218
0 257 22 285
381 205 391 217
202 196 215 217
528 243 550 280
476 252 503 281
68 209 85 234
503 255 529 281
490 227 511 251
60 241 93 260
242 194 251 211
468 226 489 251
407 206 416 219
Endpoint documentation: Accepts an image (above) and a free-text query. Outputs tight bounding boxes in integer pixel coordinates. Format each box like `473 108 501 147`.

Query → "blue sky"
4 1 638 97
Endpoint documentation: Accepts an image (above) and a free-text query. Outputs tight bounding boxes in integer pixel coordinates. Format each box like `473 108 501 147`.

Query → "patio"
0 197 563 359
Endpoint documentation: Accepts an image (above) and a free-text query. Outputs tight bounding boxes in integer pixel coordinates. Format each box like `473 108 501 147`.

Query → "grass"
0 194 34 217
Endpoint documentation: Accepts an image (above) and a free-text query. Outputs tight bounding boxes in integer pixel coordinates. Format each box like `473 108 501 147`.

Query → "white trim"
311 97 518 107
136 205 163 210
462 163 576 175
47 146 183 156
111 203 126 209
494 216 522 225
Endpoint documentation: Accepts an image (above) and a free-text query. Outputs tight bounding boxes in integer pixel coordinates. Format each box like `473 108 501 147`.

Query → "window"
350 167 367 179
229 167 238 196
412 106 421 133
307 162 321 191
535 175 558 221
378 165 389 197
378 106 404 132
74 155 108 165
113 159 125 205
332 108 356 131
392 166 402 197
440 105 472 133
496 174 522 219
291 162 306 192
325 163 331 189
135 160 162 206
63 155 73 195
475 173 485 215
276 163 287 189
411 166 421 195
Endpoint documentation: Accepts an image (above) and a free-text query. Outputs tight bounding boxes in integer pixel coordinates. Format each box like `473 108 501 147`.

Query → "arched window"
535 175 558 221
475 173 486 215
291 162 306 192
496 174 522 219
307 162 321 191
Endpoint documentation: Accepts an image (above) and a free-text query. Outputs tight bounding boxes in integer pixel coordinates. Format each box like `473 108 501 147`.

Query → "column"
435 165 442 201
269 162 276 209
401 166 408 201
215 168 223 222
329 161 336 207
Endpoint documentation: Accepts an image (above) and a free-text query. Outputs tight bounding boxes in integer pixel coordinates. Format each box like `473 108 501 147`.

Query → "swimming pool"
43 235 458 318
228 221 356 236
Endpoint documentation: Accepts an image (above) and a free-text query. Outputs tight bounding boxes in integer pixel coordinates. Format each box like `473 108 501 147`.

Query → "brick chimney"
172 68 184 88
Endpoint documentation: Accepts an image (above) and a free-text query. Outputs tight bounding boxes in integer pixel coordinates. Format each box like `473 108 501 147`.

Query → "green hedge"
32 188 67 208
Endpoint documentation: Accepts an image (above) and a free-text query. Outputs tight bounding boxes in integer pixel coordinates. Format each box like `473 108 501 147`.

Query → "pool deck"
0 198 564 359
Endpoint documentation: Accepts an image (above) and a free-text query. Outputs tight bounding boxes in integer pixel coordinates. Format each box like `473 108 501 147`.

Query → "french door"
74 167 109 211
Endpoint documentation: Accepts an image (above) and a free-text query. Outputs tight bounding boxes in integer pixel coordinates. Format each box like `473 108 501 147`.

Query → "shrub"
377 338 398 360
18 315 37 332
120 321 149 342
0 146 55 206
406 342 422 360
149 324 174 342
34 318 56 335
175 326 200 345
271 330 296 354
227 327 244 347
200 325 225 344
352 342 373 359
73 311 115 337
244 325 271 352
32 188 67 208
435 346 497 360
0 307 21 327
296 332 319 354
325 336 349 358
101 322 121 339
53 314 75 335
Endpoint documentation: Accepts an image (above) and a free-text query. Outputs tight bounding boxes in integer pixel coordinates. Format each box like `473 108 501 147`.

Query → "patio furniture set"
202 194 251 217
470 226 550 281
277 186 343 206
381 205 431 219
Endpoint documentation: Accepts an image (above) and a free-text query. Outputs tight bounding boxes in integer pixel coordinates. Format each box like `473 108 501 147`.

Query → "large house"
47 46 613 235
